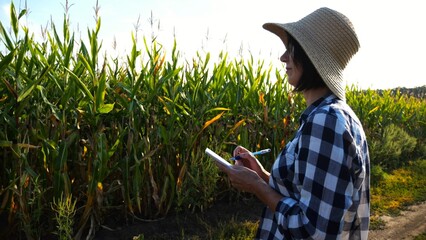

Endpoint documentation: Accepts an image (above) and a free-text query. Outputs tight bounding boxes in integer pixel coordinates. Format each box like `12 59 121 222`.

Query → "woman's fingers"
233 146 249 157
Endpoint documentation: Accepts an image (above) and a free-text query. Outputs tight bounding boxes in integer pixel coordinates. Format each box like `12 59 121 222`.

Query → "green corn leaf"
53 140 68 195
1 78 17 100
10 2 18 37
208 107 231 112
65 67 94 101
131 70 144 97
14 30 29 78
52 23 64 53
18 9 27 19
97 103 114 114
64 34 74 67
24 163 37 178
0 141 13 147
78 53 95 80
79 41 89 57
0 49 15 74
128 33 140 71
95 65 107 109
63 14 70 42
62 173 72 196
95 17 101 35
97 133 109 181
17 84 35 103
36 85 62 120
108 137 122 158
0 22 14 50
18 65 50 102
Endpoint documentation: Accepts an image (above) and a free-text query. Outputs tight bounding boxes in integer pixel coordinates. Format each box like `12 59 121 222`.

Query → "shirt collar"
299 93 338 124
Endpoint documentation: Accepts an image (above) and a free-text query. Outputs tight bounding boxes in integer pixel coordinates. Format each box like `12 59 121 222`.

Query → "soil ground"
94 197 264 240
94 198 426 240
368 201 426 240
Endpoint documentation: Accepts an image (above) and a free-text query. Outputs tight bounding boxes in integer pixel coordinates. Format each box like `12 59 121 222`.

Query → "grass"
414 232 426 240
212 218 258 240
371 159 426 214
122 196 262 240
369 159 426 230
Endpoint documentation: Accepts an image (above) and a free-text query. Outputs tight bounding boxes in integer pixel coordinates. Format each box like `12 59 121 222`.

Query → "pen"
230 148 271 161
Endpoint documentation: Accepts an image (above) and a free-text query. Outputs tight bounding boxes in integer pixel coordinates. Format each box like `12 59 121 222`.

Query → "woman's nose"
280 52 288 62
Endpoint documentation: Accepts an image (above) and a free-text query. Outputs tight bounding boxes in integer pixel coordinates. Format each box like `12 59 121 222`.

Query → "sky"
1 0 426 90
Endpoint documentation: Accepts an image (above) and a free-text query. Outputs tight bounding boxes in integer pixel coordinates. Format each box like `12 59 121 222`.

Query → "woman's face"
280 45 303 87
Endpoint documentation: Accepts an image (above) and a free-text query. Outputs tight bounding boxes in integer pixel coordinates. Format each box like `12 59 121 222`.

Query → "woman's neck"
303 87 331 106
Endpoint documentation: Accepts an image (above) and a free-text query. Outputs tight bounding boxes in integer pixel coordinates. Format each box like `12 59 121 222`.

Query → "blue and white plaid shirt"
256 94 370 239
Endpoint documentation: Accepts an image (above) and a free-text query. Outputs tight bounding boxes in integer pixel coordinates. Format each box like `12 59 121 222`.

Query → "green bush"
370 165 387 187
370 124 417 171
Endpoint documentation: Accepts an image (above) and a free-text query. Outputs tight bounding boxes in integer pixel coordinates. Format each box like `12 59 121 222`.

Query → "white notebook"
205 148 232 167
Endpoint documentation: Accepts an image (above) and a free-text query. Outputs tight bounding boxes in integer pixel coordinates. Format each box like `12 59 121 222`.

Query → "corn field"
0 4 425 239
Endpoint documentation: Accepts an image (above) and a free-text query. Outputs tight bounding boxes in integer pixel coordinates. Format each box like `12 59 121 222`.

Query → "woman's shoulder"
307 100 362 130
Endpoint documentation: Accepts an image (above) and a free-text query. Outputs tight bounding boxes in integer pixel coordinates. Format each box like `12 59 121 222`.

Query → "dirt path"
369 202 426 239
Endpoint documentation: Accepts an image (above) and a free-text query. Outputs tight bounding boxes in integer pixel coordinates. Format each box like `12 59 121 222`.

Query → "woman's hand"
214 146 281 210
222 165 265 193
232 146 270 182
215 146 271 192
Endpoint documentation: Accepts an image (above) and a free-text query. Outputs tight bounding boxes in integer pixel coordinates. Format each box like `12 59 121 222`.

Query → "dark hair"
287 35 326 92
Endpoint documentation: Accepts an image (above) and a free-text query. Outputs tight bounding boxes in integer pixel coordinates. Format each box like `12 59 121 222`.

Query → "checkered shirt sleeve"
256 95 370 240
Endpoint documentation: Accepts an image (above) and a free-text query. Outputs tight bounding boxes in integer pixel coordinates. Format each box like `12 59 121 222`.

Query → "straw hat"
263 7 360 101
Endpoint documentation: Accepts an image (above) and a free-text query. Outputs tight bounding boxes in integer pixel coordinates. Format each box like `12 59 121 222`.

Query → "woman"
216 7 370 239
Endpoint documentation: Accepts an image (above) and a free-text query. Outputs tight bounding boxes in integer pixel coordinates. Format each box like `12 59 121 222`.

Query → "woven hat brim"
263 22 346 101
263 6 361 101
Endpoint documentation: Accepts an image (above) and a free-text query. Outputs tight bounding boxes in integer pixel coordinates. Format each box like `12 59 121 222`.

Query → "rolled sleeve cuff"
274 197 297 226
